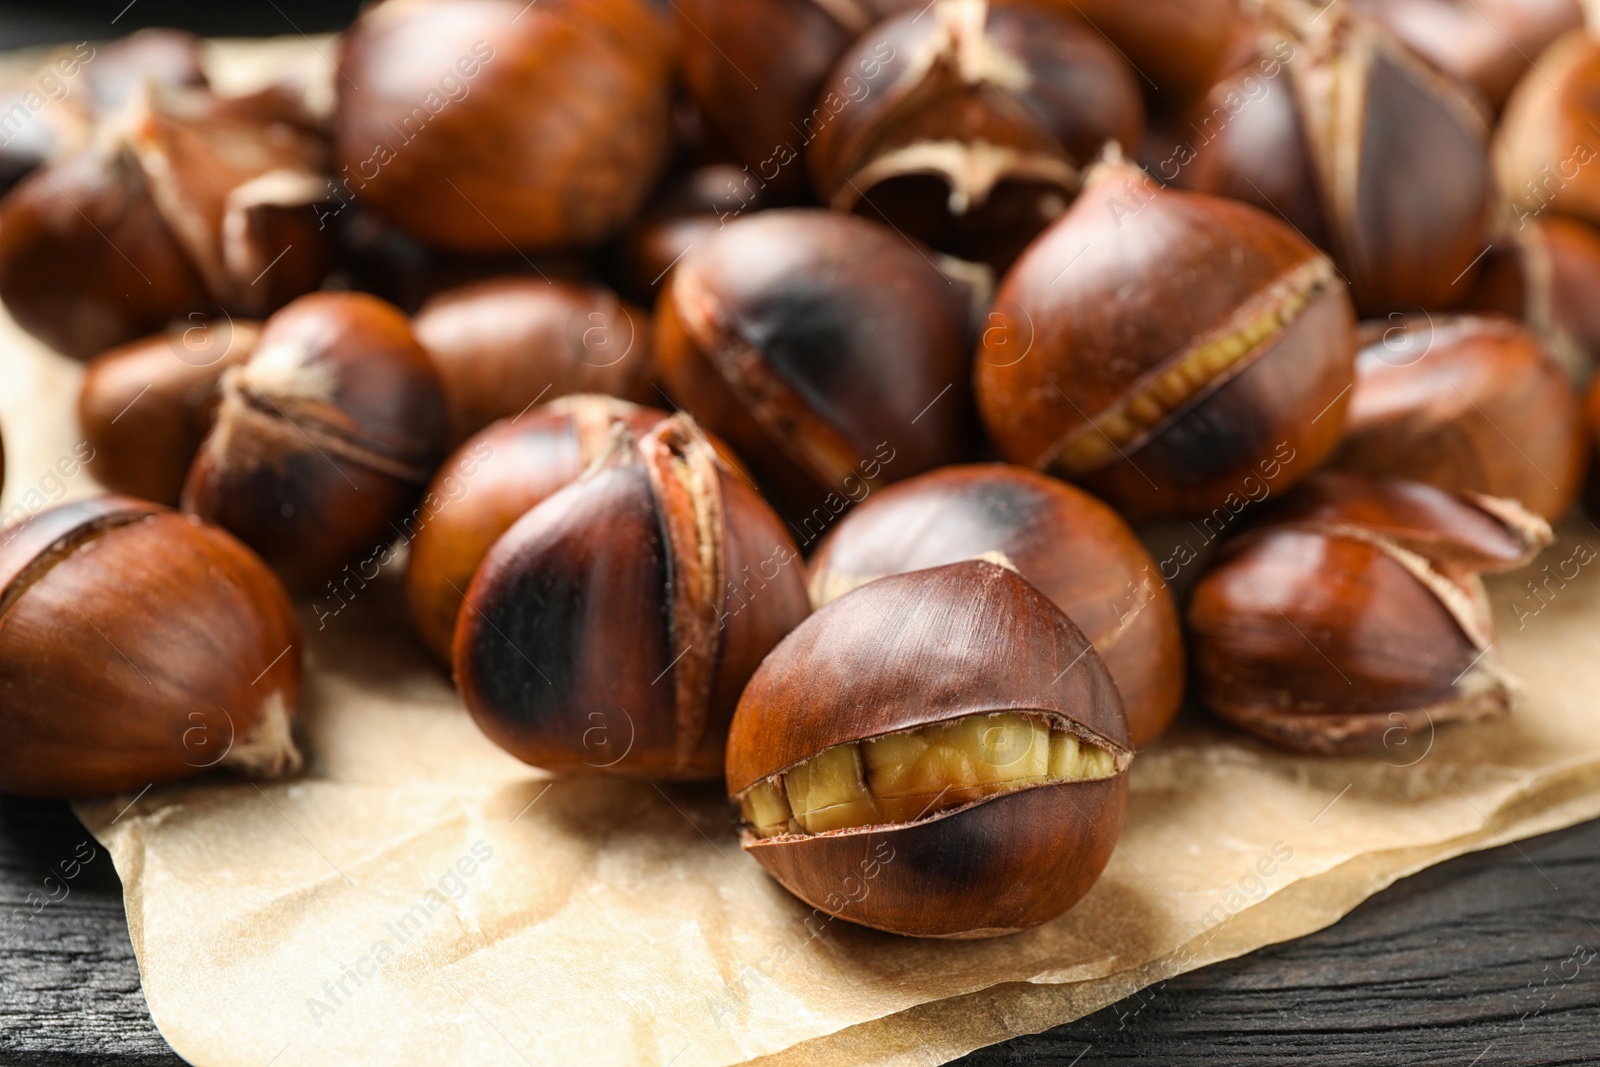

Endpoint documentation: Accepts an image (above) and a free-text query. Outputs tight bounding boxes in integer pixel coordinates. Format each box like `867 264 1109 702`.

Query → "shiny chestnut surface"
976 156 1357 520
0 496 302 797
655 209 976 522
455 415 808 780
728 558 1131 938
182 292 449 593
809 464 1184 747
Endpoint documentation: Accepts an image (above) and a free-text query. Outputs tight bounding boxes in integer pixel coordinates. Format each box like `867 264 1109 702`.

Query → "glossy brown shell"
1467 214 1600 380
0 496 302 797
807 464 1184 748
1327 316 1587 520
182 292 449 592
455 418 809 780
975 161 1356 520
1496 31 1600 228
728 558 1129 937
78 322 260 505
655 209 976 520
335 0 674 252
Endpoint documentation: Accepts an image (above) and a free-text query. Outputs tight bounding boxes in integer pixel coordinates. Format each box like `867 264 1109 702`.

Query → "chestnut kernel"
0 496 302 798
655 208 977 519
335 0 675 253
413 277 655 443
1327 316 1588 520
808 464 1185 748
728 558 1131 938
0 82 334 359
1162 2 1494 313
182 292 449 593
455 415 808 780
78 321 261 505
1188 473 1552 755
975 154 1357 520
807 0 1144 271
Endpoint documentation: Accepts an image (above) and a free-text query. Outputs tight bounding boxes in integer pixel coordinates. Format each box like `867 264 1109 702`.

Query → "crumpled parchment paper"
2 36 1599 1067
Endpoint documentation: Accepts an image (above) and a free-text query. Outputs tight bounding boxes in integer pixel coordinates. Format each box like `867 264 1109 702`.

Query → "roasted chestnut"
0 495 302 797
405 395 669 664
0 82 334 359
455 415 808 780
1346 0 1582 111
806 0 1144 271
182 292 449 593
1466 214 1600 378
1327 316 1587 520
413 277 655 443
1039 0 1243 111
615 164 775 304
672 0 918 198
1188 473 1551 755
1160 2 1494 314
334 0 675 253
808 464 1184 748
78 320 261 505
975 154 1357 520
655 208 977 525
728 557 1131 938
1496 30 1600 233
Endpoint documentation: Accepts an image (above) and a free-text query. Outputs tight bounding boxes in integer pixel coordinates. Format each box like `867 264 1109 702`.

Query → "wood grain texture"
2 792 1597 1065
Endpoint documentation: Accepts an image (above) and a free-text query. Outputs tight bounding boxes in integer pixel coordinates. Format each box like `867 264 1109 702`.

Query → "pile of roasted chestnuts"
1 0 1596 940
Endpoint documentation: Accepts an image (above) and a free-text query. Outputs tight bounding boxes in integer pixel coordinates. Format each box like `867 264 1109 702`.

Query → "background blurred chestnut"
614 164 775 304
455 415 808 780
1161 2 1494 314
183 292 449 593
727 557 1131 938
0 495 302 798
1496 31 1600 231
655 209 976 526
1037 0 1243 113
1188 473 1551 755
1346 0 1582 111
1466 214 1600 379
976 154 1357 520
0 82 334 359
807 0 1144 271
335 0 675 253
413 277 655 443
78 320 260 505
406 396 667 665
808 464 1185 748
1326 316 1587 520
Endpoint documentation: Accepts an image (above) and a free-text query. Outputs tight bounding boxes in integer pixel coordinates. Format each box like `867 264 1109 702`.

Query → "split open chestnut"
975 153 1357 520
0 496 302 797
455 414 808 780
728 557 1131 938
1188 473 1551 755
808 465 1184 748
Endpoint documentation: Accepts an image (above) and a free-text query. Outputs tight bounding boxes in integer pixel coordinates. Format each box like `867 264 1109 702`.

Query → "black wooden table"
2 794 1596 1065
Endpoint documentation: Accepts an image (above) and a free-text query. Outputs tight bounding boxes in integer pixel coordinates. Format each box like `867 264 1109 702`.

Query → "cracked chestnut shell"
335 0 674 253
78 320 260 505
1496 31 1600 231
1188 473 1551 755
728 557 1131 938
1327 316 1587 520
807 0 1143 272
182 292 449 593
0 495 302 798
808 464 1184 748
1466 214 1600 378
1347 0 1581 111
455 415 808 780
0 82 334 359
1162 3 1493 314
975 155 1357 520
413 277 655 443
656 208 977 521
